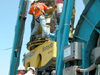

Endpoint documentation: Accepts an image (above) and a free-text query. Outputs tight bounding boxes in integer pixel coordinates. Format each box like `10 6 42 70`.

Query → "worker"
17 65 25 75
29 0 52 41
24 67 35 75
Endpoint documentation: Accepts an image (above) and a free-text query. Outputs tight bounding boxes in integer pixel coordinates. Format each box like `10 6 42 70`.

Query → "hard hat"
27 67 35 71
30 0 38 4
51 70 56 74
17 65 25 70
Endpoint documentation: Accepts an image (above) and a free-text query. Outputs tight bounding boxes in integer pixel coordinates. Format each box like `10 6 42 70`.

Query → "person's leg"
39 15 48 37
31 15 35 32
31 20 39 36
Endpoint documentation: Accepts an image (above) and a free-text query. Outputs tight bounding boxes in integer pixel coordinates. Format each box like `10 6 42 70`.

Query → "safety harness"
33 2 46 23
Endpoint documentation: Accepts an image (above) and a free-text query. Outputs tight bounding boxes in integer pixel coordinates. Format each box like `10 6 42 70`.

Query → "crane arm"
9 0 29 75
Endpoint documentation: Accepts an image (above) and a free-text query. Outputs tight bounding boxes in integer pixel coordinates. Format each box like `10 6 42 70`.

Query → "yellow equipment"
24 0 75 74
24 41 56 70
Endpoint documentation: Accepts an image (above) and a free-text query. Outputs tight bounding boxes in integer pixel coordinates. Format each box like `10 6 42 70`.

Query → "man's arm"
42 3 52 10
47 6 53 10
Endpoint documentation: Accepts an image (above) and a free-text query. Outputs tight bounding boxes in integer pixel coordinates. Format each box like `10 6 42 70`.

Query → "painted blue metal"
49 0 100 75
9 0 29 75
56 0 68 74
82 43 86 75
73 0 100 74
56 0 75 75
49 25 59 41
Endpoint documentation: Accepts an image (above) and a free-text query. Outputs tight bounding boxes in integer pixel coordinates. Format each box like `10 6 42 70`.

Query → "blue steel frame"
9 0 100 75
73 0 100 75
56 0 75 75
9 0 29 75
49 0 100 75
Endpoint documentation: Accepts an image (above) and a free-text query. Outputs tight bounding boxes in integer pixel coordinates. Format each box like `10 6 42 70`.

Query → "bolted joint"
19 14 27 20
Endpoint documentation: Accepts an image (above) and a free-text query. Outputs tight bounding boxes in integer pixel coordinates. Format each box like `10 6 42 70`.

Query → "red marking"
56 0 63 4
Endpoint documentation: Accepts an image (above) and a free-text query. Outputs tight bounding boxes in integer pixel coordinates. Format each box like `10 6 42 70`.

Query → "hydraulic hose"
77 56 100 73
77 63 97 73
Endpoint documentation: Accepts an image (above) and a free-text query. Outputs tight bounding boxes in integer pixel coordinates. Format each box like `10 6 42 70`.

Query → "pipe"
57 0 75 75
77 55 100 73
56 0 68 73
77 63 97 73
77 53 100 73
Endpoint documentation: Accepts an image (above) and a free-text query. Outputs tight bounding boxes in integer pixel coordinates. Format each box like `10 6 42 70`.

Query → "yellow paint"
69 28 72 37
72 7 75 18
25 41 56 69
27 42 43 51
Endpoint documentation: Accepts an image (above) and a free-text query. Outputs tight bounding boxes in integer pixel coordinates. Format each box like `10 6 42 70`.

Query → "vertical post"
56 0 75 75
56 0 68 73
9 0 29 75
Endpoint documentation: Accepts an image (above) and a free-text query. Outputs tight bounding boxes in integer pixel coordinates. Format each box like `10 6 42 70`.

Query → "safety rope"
0 44 26 50
33 3 45 17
